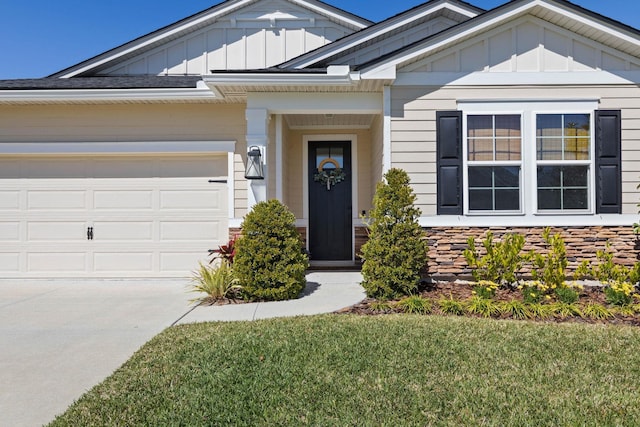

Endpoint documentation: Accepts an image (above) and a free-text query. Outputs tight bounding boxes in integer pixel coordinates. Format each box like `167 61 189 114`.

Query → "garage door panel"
0 154 228 278
28 222 86 241
0 191 20 210
0 253 20 272
160 252 207 272
27 253 87 272
94 190 154 210
93 252 153 272
160 189 223 210
160 220 224 241
92 221 153 241
0 223 20 241
28 191 87 210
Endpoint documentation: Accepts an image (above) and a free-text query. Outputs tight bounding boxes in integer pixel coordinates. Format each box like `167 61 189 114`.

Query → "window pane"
469 189 493 210
564 138 590 160
495 115 521 137
494 166 520 187
469 166 520 212
468 167 492 187
537 166 561 187
537 114 562 137
538 189 561 210
495 138 521 160
564 189 589 209
495 189 520 210
563 166 588 187
468 115 493 138
564 114 590 136
537 137 563 160
468 138 493 161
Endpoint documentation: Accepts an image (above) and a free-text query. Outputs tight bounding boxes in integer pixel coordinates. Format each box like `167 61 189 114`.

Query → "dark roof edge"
0 76 203 90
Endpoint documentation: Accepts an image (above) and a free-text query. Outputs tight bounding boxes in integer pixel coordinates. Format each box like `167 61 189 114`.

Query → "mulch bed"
337 281 640 327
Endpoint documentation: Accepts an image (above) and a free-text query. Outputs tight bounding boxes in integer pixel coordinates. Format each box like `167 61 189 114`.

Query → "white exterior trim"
382 85 392 174
275 114 284 201
247 92 382 114
302 134 358 261
228 152 236 220
394 71 640 86
0 140 236 155
0 85 219 103
419 214 639 228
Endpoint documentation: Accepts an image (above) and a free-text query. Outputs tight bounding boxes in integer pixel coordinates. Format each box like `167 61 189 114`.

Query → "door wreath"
314 158 346 190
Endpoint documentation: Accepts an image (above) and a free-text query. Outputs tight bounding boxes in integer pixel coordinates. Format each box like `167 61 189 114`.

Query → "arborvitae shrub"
234 200 309 301
360 168 427 300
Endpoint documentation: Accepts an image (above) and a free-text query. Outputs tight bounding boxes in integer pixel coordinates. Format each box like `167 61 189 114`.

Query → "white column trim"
227 152 235 221
383 85 392 174
275 114 283 201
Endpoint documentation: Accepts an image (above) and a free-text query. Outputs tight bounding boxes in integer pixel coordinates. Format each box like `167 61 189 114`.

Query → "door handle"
87 227 94 241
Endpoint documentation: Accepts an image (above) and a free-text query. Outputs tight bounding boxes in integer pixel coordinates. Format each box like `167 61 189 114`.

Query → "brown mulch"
337 281 640 327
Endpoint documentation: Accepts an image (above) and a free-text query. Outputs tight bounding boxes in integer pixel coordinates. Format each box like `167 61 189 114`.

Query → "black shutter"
595 110 622 214
436 111 463 215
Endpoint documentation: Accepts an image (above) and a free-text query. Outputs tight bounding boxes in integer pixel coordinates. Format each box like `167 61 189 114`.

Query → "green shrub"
583 303 614 320
518 280 550 304
466 296 500 318
575 242 640 284
527 303 553 320
530 228 567 289
233 200 308 301
188 261 240 304
463 231 526 286
554 283 580 304
438 296 466 316
360 169 427 300
499 300 532 320
603 281 638 306
395 295 432 315
470 280 499 299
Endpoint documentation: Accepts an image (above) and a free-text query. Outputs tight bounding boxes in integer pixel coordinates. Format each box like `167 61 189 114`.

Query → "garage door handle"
87 227 94 241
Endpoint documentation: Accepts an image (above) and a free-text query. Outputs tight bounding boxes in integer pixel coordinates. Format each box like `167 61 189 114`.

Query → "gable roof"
356 0 640 76
51 0 372 79
278 0 484 69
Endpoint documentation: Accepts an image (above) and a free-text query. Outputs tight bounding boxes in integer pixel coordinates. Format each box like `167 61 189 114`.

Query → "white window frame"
463 112 524 215
459 100 598 217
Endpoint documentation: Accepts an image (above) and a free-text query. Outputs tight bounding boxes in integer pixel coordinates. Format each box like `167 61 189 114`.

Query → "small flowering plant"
517 280 550 304
554 281 582 304
603 281 639 306
470 280 500 299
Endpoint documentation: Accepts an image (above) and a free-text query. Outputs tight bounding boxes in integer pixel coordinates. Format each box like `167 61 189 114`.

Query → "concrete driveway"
0 273 365 427
0 279 192 427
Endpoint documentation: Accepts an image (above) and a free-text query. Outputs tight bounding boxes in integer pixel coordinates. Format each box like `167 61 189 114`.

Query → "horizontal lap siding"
390 85 640 216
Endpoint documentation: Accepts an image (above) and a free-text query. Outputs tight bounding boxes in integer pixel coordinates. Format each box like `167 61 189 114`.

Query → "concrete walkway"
0 272 364 427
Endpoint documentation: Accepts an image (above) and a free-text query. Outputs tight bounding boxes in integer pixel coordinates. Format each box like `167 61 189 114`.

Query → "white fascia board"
0 140 236 155
419 214 639 228
247 92 382 114
361 0 640 77
204 68 355 88
286 2 480 69
393 71 640 86
290 0 371 29
0 86 219 103
58 0 256 78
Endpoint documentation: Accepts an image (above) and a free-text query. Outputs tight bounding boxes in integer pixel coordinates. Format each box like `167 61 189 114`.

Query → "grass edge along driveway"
50 314 640 426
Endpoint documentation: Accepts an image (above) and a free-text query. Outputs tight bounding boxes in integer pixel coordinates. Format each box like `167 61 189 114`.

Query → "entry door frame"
303 134 358 262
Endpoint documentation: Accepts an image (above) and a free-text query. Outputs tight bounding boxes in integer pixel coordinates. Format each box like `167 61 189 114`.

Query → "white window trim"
459 100 599 220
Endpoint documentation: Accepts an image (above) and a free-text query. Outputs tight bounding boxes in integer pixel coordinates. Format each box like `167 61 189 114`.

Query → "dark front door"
308 141 352 260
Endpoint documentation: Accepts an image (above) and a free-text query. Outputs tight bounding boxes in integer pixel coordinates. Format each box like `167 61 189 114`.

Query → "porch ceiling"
284 113 375 129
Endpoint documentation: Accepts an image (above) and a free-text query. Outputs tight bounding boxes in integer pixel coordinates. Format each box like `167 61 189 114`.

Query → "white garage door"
0 155 228 278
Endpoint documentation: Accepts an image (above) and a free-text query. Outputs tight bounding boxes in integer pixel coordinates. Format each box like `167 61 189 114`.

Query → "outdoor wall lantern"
244 145 264 179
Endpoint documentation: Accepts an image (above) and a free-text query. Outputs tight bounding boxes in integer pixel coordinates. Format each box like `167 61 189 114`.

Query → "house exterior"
1 0 639 278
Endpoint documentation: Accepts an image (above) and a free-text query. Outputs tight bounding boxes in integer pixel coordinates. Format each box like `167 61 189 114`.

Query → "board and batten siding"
390 85 640 216
101 1 353 76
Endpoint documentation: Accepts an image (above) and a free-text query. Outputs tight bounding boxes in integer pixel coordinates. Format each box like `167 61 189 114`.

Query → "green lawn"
50 315 640 426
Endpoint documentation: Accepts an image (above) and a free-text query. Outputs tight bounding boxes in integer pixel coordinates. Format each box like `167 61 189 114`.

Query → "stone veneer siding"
426 226 639 279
